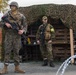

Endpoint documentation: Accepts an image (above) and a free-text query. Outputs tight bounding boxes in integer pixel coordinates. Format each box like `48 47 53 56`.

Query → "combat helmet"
10 1 19 8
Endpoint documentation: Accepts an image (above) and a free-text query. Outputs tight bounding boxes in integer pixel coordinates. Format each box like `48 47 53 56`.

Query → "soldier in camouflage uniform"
36 16 55 67
0 1 27 74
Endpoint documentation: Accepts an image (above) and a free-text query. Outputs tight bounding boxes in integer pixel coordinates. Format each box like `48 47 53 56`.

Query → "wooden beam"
70 26 74 63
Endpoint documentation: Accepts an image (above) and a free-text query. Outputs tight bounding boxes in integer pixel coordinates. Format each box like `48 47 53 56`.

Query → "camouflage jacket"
36 23 55 41
2 10 27 35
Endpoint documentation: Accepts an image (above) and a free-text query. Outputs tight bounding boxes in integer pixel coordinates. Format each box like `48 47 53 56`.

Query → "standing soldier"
0 1 27 74
36 16 55 67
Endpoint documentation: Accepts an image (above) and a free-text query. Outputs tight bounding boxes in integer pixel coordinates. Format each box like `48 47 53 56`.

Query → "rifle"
2 15 26 38
40 25 46 45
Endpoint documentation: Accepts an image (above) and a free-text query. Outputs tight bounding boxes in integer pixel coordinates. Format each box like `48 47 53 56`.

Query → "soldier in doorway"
36 16 55 67
0 1 27 74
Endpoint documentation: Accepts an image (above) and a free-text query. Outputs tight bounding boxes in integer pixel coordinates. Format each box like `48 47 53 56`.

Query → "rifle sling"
8 12 20 28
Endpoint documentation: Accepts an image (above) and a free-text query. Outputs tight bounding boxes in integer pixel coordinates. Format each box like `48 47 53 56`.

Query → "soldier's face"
42 19 48 24
10 5 17 11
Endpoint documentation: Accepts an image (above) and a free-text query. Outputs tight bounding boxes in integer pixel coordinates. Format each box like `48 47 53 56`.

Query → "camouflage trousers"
4 31 21 66
40 40 53 61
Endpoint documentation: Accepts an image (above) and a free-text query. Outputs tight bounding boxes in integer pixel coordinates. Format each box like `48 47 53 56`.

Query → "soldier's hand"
5 23 12 28
37 40 40 44
48 40 52 44
18 30 24 35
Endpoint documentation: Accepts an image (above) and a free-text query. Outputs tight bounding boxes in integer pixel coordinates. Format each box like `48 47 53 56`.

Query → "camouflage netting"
19 4 76 30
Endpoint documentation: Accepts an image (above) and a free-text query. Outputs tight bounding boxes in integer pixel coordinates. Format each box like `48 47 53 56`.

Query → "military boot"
42 58 48 66
15 65 25 73
49 60 55 67
0 65 8 74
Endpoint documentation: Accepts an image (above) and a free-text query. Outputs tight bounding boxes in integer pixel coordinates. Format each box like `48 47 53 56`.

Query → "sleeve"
1 12 8 28
21 15 28 34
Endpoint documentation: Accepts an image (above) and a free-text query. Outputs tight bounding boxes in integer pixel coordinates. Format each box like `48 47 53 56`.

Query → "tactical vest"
44 24 51 40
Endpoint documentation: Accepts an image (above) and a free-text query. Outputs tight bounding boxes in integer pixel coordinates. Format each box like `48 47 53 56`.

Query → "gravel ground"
0 61 76 75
